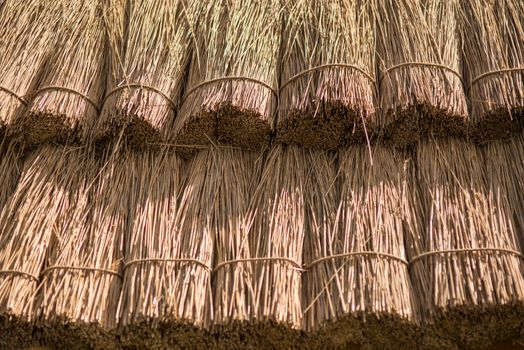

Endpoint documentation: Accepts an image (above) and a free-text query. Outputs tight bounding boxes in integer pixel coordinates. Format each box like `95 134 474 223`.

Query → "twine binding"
0 86 29 106
304 251 409 270
280 63 376 91
183 76 278 102
103 83 177 112
40 265 122 278
29 86 100 113
214 257 304 272
379 61 464 87
123 258 211 271
410 247 524 265
0 270 39 283
468 67 524 93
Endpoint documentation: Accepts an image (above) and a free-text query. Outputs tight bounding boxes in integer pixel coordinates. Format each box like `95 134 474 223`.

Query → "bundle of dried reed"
119 149 214 349
411 138 524 349
214 146 306 349
376 0 468 147
303 146 417 350
459 0 524 142
32 148 125 350
277 0 376 149
0 0 62 135
0 146 89 350
172 0 281 150
14 0 106 147
92 0 194 149
0 142 24 212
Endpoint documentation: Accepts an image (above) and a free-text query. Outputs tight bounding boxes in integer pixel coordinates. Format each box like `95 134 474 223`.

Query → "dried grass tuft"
277 0 376 149
0 146 90 350
0 0 62 134
304 146 417 349
0 142 24 213
376 0 468 147
14 0 106 147
172 0 282 150
411 138 524 349
92 0 194 149
459 0 524 143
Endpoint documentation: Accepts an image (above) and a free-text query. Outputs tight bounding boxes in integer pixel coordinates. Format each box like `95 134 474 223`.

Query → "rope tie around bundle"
183 76 278 102
409 247 524 265
467 67 524 94
0 270 39 283
104 83 177 112
40 265 122 278
303 251 409 270
0 86 29 106
27 86 101 114
123 258 212 271
214 256 305 272
379 61 464 88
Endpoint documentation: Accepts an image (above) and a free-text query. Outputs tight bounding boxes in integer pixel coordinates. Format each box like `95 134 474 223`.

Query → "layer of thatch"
118 150 211 350
277 0 376 149
172 0 281 150
460 0 524 142
14 0 106 147
411 138 524 349
93 0 195 149
0 146 90 350
376 0 468 147
0 0 62 136
304 147 417 350
33 148 124 350
0 142 24 212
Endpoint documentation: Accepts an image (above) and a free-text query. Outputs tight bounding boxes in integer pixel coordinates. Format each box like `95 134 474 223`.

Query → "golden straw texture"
0 146 90 350
278 0 376 149
93 0 194 148
0 0 62 132
376 0 468 147
173 0 282 149
16 0 106 147
0 143 24 212
411 138 524 349
459 0 524 142
33 149 124 350
304 147 417 349
118 150 207 349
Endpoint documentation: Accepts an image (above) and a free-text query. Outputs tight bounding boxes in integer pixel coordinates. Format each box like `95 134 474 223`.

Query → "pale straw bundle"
93 0 195 149
0 142 24 212
117 150 205 349
0 146 90 350
173 0 282 150
32 148 126 350
411 138 524 349
0 0 63 135
459 0 524 142
122 149 215 349
14 0 106 147
278 0 376 149
376 0 468 147
304 147 417 349
215 146 306 349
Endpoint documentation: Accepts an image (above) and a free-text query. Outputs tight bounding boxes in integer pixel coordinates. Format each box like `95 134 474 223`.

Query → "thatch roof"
0 0 524 349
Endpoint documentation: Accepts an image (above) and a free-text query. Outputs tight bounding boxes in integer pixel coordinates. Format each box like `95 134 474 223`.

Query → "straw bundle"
0 146 89 350
376 0 468 147
13 0 106 147
0 0 62 135
460 0 524 142
278 0 376 149
411 138 524 349
173 0 281 150
0 143 24 212
214 146 306 349
118 150 209 350
303 147 417 349
32 149 126 350
92 0 194 149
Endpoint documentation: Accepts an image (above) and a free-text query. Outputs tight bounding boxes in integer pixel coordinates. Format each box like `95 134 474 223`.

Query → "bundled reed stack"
303 147 417 350
0 0 63 137
460 0 524 142
173 0 281 150
411 139 524 349
119 149 214 349
376 0 468 147
0 143 24 212
92 0 194 149
278 0 376 149
0 146 89 350
32 149 126 350
215 146 307 349
15 0 106 147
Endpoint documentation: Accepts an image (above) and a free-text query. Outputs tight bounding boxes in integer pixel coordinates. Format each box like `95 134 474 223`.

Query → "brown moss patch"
173 110 217 158
472 107 524 145
0 315 36 350
34 320 118 350
216 103 270 149
12 112 75 148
